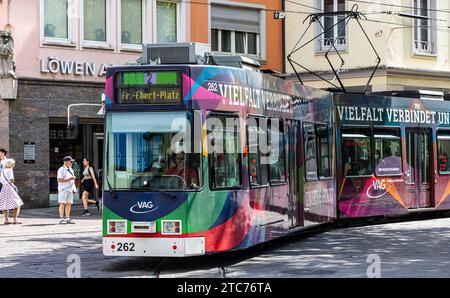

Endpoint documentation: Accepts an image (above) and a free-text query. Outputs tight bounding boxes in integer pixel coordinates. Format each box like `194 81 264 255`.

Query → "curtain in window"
121 0 142 44
84 0 106 42
247 32 257 55
419 0 428 43
211 29 218 51
337 0 346 45
44 0 68 38
221 30 231 52
157 1 177 43
323 0 334 43
235 31 245 53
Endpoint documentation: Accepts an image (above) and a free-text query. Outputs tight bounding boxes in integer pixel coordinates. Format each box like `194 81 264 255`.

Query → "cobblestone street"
1 207 450 278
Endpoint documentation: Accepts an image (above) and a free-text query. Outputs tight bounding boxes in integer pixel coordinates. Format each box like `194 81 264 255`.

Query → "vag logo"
373 179 386 191
130 201 159 214
367 179 389 199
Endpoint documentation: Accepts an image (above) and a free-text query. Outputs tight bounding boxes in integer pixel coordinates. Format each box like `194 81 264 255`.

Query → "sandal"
4 222 11 225
13 221 22 225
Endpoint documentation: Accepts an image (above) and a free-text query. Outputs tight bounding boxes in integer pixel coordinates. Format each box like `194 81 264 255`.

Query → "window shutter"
211 4 260 33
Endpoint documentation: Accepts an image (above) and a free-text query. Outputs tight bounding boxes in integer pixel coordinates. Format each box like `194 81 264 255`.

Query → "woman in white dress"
0 159 23 224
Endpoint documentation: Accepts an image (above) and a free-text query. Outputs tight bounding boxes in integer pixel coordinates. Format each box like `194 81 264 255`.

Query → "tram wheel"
337 219 347 228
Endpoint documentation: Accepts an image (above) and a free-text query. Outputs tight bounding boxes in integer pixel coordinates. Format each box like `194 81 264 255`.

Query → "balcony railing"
320 36 347 51
414 40 435 55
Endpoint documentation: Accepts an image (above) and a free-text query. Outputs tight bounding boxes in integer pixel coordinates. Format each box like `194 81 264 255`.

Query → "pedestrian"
80 158 100 216
0 158 23 224
0 148 8 219
57 156 77 224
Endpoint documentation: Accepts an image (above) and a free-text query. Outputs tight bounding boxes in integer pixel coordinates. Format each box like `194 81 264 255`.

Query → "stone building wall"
0 97 9 151
8 79 104 208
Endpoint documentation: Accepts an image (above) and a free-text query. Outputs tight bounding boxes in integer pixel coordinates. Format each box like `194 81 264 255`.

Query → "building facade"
285 0 450 94
0 0 283 208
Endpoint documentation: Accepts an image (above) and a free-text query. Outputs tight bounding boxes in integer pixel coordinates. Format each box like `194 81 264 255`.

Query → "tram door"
287 120 301 227
405 128 433 208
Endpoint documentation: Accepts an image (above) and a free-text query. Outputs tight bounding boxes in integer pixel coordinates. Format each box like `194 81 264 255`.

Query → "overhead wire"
163 0 450 30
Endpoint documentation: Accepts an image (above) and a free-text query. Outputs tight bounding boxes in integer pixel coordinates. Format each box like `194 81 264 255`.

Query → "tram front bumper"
103 237 206 257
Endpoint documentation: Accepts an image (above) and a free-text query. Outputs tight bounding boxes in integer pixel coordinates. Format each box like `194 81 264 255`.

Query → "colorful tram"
102 64 450 257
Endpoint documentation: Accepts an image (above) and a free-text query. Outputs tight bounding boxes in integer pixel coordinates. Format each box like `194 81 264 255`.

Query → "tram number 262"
116 242 135 252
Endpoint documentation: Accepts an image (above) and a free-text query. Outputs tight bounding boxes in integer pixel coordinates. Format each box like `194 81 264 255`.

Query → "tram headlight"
162 220 182 235
108 220 127 234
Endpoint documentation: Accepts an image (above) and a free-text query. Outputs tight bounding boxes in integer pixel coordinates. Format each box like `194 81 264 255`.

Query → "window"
342 127 373 177
413 0 436 55
211 4 261 57
43 0 69 39
84 0 107 42
406 130 416 183
221 30 232 52
317 124 331 178
247 117 268 187
121 0 143 45
106 112 201 191
235 31 245 53
157 1 178 43
319 0 346 51
211 29 259 56
207 114 242 189
438 130 450 175
211 29 219 51
421 130 431 183
247 32 258 55
374 128 402 176
114 133 127 171
268 119 286 183
303 123 318 180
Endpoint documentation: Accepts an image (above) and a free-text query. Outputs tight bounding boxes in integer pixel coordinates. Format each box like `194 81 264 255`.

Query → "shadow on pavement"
1 213 450 277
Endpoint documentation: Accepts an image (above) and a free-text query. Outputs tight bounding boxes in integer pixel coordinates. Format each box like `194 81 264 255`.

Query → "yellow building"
285 0 450 96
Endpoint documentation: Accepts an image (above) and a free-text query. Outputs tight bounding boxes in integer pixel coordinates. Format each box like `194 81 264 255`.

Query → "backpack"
89 167 102 188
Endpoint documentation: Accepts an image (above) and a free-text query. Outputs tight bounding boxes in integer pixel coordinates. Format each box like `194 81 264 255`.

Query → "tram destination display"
116 71 182 104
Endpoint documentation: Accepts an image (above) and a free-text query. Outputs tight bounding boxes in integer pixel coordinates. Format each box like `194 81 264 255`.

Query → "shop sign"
40 57 113 77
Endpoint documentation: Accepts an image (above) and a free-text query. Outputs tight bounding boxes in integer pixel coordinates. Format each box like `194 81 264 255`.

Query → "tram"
102 63 450 257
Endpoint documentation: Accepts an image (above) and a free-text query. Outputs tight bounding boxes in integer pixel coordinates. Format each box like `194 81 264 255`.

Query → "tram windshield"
105 112 201 191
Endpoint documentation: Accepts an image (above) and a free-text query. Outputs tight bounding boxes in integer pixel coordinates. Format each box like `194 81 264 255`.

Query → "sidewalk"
0 204 102 238
16 204 102 219
0 204 105 278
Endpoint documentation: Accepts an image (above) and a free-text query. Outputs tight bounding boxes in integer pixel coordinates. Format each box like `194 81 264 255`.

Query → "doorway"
49 122 104 205
287 120 301 227
405 128 433 209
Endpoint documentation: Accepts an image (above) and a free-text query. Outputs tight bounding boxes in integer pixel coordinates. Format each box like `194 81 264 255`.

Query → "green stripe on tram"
160 159 229 233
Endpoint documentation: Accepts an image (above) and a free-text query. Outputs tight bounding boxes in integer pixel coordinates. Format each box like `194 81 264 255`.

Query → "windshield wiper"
142 187 177 201
104 174 177 201
105 174 118 199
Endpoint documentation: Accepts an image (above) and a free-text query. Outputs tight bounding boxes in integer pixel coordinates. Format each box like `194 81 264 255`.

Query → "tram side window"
207 114 242 189
303 122 318 180
247 117 269 187
342 128 373 177
268 119 287 184
438 130 450 175
317 124 331 178
374 128 402 176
